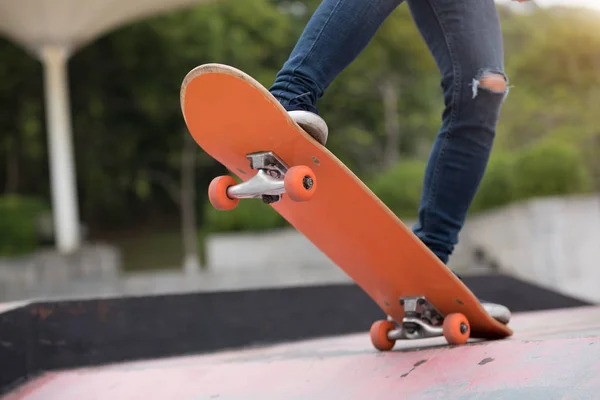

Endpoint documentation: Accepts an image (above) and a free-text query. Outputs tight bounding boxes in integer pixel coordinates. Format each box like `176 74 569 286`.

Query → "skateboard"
180 63 513 351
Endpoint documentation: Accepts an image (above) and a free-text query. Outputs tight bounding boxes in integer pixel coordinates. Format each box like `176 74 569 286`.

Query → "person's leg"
270 0 511 323
269 0 403 144
407 0 507 263
406 0 510 322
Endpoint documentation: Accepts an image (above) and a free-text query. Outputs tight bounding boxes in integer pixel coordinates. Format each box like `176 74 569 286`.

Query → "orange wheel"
284 165 316 202
442 313 470 345
370 320 396 351
208 175 239 211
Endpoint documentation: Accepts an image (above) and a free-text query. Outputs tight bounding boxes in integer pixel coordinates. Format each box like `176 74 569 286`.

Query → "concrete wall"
457 194 600 302
0 243 120 301
2 195 597 304
205 194 600 303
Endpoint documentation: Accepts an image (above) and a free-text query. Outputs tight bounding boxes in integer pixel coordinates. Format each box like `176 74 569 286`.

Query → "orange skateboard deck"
180 63 512 350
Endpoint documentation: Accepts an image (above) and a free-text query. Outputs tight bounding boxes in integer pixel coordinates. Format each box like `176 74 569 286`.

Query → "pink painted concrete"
3 306 600 400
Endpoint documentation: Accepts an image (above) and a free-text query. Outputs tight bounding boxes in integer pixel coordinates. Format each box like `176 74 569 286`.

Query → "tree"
318 5 439 172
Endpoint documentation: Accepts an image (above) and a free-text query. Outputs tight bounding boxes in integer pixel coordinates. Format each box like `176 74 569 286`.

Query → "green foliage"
0 196 49 256
1 0 600 257
59 0 297 230
318 5 440 171
498 6 600 152
114 229 205 272
512 139 593 200
203 198 286 233
471 138 594 213
367 159 426 219
471 152 517 213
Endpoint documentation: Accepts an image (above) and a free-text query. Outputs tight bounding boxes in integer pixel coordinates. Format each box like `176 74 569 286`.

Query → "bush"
470 151 517 213
203 197 286 233
367 159 426 219
471 138 593 214
202 137 594 233
0 195 50 256
512 138 593 200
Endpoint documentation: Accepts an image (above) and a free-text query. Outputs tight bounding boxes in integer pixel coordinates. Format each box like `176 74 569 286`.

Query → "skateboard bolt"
302 176 314 190
460 323 468 334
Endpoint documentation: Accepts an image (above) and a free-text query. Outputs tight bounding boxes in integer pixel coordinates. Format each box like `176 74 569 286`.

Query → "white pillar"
40 45 81 253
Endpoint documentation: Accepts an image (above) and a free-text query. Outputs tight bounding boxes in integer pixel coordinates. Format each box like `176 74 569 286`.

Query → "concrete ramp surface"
3 306 600 400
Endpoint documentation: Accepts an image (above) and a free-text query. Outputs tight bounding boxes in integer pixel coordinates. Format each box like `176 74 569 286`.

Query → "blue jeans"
269 0 508 265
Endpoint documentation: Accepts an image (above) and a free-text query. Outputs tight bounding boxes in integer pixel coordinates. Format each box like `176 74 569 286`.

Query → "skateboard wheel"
370 320 396 351
208 175 239 211
284 165 316 202
442 313 470 345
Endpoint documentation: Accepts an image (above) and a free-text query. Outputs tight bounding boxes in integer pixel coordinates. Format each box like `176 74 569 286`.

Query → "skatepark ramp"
0 274 597 399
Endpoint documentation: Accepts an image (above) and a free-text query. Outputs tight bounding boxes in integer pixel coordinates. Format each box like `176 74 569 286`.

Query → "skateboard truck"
207 151 317 210
228 152 289 204
370 296 471 351
387 296 445 340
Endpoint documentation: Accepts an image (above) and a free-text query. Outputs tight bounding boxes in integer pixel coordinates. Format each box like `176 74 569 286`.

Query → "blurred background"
0 0 599 304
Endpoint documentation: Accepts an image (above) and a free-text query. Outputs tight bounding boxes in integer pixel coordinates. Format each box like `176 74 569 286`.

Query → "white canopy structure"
0 0 211 253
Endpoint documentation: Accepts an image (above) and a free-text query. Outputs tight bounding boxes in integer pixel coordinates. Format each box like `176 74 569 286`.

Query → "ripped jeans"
269 0 508 264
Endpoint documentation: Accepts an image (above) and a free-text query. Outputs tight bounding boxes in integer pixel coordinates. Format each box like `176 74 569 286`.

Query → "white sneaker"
288 110 329 146
481 301 511 324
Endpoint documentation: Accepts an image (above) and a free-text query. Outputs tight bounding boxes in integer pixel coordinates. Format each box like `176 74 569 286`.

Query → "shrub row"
202 137 594 232
0 195 50 256
3 138 591 255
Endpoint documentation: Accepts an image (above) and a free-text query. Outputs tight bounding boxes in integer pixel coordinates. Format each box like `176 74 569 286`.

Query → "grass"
106 229 207 272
